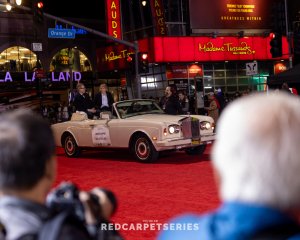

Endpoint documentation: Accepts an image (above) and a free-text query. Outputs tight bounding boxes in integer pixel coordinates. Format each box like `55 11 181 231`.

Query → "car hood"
125 114 211 123
126 114 184 122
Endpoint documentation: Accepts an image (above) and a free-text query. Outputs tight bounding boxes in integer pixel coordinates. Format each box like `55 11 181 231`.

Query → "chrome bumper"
155 133 215 151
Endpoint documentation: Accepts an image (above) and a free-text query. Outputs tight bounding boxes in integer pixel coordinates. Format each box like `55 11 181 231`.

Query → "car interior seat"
71 111 88 121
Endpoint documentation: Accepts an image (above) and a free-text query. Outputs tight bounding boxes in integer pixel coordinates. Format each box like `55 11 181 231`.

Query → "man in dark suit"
159 85 181 115
73 83 96 118
94 83 114 112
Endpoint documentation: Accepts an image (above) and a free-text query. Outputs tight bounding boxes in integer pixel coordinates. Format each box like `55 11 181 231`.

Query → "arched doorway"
50 47 92 72
0 46 38 72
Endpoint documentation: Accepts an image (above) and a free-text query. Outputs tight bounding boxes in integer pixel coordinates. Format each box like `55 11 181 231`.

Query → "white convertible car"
51 99 215 162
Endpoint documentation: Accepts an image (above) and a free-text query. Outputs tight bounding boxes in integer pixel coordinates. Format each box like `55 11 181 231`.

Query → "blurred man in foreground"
158 92 300 240
0 109 122 240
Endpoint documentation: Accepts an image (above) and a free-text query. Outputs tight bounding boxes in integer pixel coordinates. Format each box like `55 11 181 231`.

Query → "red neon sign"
96 45 135 72
106 0 122 39
150 0 167 35
138 36 289 62
96 36 289 72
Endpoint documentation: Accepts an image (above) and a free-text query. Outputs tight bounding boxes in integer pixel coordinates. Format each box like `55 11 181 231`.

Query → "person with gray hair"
0 109 92 240
73 83 96 119
158 92 300 240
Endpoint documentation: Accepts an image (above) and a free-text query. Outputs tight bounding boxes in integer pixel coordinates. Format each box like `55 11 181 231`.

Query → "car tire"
185 145 207 155
63 134 81 158
131 133 159 163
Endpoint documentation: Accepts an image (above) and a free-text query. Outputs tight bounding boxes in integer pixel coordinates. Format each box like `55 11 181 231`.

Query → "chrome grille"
181 117 200 139
181 118 192 138
191 118 200 139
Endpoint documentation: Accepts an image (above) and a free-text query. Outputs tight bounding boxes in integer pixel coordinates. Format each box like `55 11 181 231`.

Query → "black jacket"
0 196 91 240
94 92 114 111
160 95 181 115
73 93 94 113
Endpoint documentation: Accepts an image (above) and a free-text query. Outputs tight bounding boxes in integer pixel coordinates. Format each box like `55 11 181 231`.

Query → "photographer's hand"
79 191 100 225
90 188 114 221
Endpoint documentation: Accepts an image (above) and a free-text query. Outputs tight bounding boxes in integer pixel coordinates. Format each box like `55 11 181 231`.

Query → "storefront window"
214 78 226 85
140 64 168 98
0 46 37 72
201 62 271 94
238 77 250 85
226 70 237 78
214 71 225 78
50 48 91 72
227 78 238 85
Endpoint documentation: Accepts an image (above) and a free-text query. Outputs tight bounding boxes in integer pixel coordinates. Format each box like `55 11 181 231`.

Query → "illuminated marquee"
221 2 262 23
138 36 289 62
97 36 289 72
150 0 167 35
198 42 255 55
106 0 122 39
189 0 272 29
104 49 134 62
96 45 136 72
0 72 82 83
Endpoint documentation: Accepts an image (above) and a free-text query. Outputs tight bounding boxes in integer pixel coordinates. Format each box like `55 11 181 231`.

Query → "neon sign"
104 50 134 62
0 72 82 83
55 24 87 35
198 42 255 55
106 0 122 39
150 0 167 35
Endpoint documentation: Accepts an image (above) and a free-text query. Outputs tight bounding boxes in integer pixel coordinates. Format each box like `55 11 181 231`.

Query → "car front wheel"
63 134 81 157
131 133 158 163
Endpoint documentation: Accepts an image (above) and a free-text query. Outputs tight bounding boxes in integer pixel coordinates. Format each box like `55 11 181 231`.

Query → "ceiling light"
6 0 12 11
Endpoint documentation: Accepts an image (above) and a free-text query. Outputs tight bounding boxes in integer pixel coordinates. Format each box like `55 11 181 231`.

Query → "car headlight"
200 121 212 130
168 124 180 134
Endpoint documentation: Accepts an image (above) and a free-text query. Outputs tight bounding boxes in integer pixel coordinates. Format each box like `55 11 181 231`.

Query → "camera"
46 182 123 240
46 181 117 225
46 182 86 222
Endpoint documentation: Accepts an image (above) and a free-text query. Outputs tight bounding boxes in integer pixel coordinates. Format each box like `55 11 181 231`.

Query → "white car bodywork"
51 99 215 162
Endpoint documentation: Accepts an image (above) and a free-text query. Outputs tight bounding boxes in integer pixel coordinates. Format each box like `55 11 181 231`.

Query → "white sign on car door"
92 125 111 146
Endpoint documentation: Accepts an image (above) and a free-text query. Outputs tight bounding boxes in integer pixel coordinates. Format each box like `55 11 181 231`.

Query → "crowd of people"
40 82 294 125
157 84 252 125
157 82 296 127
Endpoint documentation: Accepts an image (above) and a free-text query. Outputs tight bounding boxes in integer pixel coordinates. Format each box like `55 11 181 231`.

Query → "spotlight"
6 0 12 11
16 0 22 5
142 0 147 6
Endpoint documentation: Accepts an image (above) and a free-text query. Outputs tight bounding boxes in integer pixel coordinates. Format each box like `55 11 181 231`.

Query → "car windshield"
116 100 164 119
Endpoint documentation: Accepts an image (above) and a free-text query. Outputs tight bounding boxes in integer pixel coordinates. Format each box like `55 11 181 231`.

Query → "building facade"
0 9 125 111
97 0 295 101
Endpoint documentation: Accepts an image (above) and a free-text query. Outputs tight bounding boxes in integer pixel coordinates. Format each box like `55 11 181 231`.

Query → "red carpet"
55 145 220 240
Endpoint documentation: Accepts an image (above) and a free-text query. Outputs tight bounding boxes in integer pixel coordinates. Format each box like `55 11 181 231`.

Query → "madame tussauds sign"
198 41 255 55
0 71 82 82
